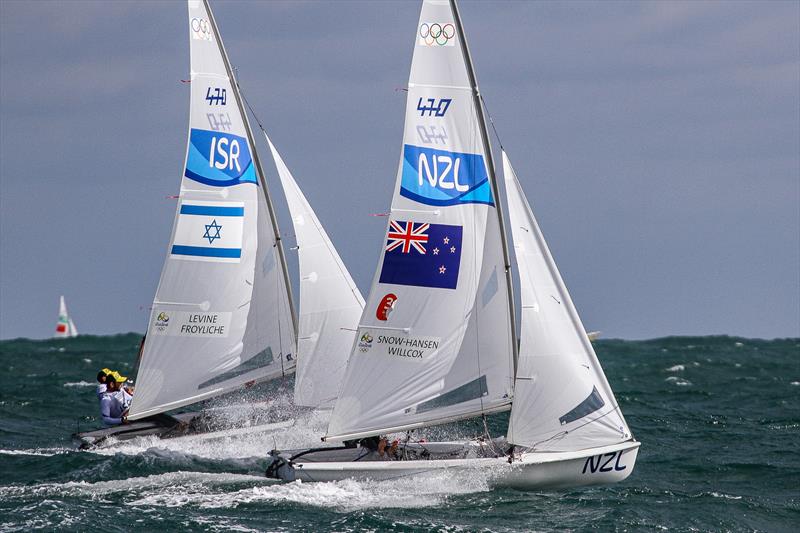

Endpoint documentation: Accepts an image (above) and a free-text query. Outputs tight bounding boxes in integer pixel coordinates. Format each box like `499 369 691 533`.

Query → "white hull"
285 440 639 490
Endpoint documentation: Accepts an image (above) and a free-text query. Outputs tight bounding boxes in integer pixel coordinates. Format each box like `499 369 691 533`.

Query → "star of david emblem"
203 219 222 244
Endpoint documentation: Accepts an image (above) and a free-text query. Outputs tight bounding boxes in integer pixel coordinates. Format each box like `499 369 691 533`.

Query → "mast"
449 0 519 375
202 0 299 341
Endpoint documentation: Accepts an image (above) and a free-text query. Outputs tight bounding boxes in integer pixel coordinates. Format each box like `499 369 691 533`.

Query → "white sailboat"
74 0 361 447
265 0 639 490
54 295 78 338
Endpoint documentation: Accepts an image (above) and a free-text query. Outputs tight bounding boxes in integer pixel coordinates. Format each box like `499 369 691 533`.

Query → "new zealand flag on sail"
379 220 462 290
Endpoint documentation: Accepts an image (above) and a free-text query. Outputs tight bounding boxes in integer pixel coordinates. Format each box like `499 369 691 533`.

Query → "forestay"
128 0 295 421
265 134 365 409
503 152 631 451
325 0 514 441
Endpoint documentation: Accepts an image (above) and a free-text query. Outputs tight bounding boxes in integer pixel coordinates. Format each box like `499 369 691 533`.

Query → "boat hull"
275 440 640 491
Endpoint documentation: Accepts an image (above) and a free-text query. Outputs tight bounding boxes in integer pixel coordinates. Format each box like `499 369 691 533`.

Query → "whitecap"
127 469 491 511
63 381 94 388
0 448 69 457
665 364 685 372
708 491 742 500
87 408 330 460
665 376 691 386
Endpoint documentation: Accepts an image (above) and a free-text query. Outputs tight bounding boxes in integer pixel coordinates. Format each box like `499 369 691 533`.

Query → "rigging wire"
480 94 505 151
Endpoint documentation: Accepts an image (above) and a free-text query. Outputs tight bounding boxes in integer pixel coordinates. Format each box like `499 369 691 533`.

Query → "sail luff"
202 0 298 342
449 0 518 376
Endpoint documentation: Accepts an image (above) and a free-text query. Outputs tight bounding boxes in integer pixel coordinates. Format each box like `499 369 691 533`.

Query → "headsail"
265 134 365 409
325 0 515 442
128 0 296 420
503 152 631 451
54 296 78 338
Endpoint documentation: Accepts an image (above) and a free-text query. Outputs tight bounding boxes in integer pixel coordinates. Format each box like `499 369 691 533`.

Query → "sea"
0 334 797 532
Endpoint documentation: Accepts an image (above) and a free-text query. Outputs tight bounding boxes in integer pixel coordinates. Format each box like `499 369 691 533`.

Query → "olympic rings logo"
418 22 456 47
191 17 212 41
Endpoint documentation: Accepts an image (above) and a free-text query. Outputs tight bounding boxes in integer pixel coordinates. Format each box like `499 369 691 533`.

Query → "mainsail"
265 134 365 409
54 296 78 338
325 0 515 441
503 152 631 451
128 0 296 420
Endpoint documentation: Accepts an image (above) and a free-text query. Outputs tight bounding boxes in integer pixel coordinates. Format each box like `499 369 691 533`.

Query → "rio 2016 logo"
154 312 170 333
358 332 373 353
419 22 455 47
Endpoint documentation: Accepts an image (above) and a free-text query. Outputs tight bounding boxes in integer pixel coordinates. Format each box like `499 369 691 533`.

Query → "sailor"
107 370 134 410
95 367 112 400
99 372 129 426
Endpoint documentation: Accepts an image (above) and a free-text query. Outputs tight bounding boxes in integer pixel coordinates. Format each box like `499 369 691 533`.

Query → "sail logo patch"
379 220 462 290
417 98 451 117
376 293 398 321
171 201 244 263
151 310 231 338
358 332 373 353
190 17 213 41
185 129 257 187
419 22 455 47
400 145 494 207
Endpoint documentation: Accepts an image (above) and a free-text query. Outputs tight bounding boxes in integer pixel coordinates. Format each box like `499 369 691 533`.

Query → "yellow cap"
107 370 127 383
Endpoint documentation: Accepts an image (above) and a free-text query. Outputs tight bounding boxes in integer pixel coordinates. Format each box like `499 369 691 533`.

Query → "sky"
1 0 798 340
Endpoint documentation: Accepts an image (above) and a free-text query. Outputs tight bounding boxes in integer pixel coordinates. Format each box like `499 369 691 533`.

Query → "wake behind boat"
265 0 639 491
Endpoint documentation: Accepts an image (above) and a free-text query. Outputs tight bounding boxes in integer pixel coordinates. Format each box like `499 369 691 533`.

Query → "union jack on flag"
386 221 430 254
380 219 463 290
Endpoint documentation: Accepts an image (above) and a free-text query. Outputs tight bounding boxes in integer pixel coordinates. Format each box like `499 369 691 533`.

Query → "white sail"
503 152 631 451
54 296 77 338
265 134 365 409
128 0 295 421
325 0 514 441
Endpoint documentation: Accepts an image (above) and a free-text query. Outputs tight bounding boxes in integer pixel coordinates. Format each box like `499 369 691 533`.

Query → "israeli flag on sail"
171 201 244 263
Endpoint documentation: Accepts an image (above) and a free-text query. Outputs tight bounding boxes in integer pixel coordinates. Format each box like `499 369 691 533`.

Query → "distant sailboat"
266 0 639 491
54 296 78 338
73 0 361 448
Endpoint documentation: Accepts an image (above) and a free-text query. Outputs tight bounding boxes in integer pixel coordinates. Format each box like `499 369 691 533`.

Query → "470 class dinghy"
74 0 363 448
265 0 639 490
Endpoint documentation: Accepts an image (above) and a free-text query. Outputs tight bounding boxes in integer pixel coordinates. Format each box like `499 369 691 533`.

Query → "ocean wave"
665 376 692 386
125 469 491 511
0 448 70 457
63 381 94 388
